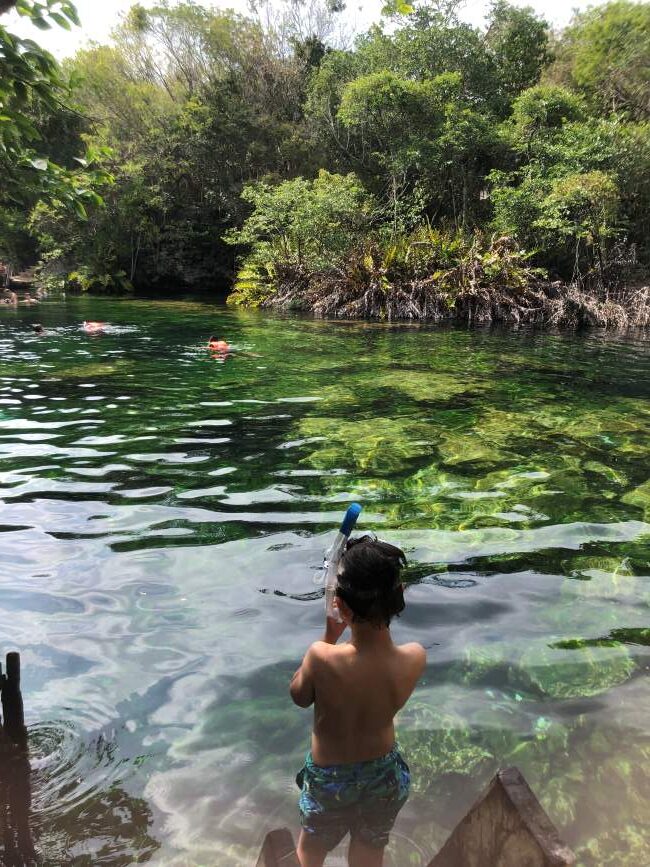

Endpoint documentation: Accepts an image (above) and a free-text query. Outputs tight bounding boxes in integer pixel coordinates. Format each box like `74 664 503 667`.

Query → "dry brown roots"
266 276 650 329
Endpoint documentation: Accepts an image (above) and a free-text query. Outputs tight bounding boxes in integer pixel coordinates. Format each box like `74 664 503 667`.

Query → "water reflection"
0 299 648 863
30 722 160 865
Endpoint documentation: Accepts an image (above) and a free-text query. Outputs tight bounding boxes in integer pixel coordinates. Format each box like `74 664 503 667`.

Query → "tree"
359 8 499 109
485 1 552 104
0 0 106 214
338 71 451 228
537 171 620 278
66 45 175 147
504 84 587 163
59 3 320 290
225 169 375 307
550 1 650 120
4 0 650 295
114 1 212 100
337 70 497 230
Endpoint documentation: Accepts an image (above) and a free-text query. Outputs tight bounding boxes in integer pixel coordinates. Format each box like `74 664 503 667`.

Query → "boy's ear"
335 596 353 621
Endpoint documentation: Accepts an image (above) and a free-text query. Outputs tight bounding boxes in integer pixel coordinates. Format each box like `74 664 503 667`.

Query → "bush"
225 170 376 306
510 85 586 139
490 168 621 278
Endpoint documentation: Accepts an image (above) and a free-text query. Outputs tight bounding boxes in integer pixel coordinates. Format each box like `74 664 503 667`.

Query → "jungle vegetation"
1 0 650 324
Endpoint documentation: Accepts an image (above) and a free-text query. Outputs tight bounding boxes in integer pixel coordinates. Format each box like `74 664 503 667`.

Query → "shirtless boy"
290 536 426 867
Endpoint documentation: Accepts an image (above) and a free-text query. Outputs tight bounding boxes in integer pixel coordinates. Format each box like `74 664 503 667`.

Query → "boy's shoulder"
305 640 354 671
309 640 350 659
308 639 426 666
396 641 427 672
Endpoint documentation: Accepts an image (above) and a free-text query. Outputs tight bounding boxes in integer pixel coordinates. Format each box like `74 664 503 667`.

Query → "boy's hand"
323 614 347 645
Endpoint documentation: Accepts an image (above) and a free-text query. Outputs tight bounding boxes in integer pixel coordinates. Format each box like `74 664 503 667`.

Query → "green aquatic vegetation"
583 461 628 486
460 637 635 699
189 696 303 755
437 432 508 466
552 628 650 649
570 725 650 866
475 468 551 491
496 720 581 827
313 384 362 409
367 370 482 403
622 479 650 520
314 370 481 413
2 300 650 865
578 825 650 867
496 400 647 445
460 644 513 687
519 643 635 699
298 416 436 472
52 360 133 379
533 721 650 860
397 705 492 793
436 409 522 466
608 627 650 646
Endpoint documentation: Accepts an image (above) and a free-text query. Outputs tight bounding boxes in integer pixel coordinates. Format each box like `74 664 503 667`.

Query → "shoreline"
242 278 650 330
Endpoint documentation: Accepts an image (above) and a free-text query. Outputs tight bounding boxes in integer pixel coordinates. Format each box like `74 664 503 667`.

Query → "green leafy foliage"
225 170 375 305
549 0 650 120
509 84 586 140
0 2 107 211
2 0 650 304
485 0 552 102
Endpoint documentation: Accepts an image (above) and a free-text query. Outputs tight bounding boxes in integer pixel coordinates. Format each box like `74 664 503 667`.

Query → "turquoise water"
0 297 649 865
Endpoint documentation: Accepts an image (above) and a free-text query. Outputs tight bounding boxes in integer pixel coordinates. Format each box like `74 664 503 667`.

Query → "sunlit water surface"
0 297 649 866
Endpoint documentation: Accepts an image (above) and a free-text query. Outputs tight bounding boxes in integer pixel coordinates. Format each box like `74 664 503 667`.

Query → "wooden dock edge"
428 766 576 867
255 828 300 867
255 766 576 866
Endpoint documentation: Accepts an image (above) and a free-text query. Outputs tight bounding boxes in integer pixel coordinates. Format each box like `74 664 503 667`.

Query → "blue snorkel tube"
323 503 362 621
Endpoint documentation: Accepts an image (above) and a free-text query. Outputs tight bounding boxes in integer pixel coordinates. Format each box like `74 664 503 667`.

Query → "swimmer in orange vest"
83 320 106 333
207 336 231 353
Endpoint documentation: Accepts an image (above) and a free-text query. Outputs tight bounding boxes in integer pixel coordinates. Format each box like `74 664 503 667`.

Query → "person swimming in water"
206 337 261 359
83 321 106 333
31 323 45 335
208 336 231 352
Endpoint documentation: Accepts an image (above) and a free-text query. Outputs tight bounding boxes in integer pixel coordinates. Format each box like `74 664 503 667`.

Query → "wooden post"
255 828 300 867
0 651 36 863
2 652 27 749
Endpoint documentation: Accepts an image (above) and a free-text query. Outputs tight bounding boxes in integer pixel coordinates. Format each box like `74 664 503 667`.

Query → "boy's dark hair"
336 536 406 628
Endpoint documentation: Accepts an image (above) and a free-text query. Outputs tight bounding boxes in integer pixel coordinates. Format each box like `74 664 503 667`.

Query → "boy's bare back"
291 537 427 865
295 633 425 766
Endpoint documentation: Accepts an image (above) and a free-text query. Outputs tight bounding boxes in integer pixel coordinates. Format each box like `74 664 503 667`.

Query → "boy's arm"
290 644 318 708
289 615 345 708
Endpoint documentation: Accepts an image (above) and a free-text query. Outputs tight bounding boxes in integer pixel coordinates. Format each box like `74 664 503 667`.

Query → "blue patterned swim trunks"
296 745 410 851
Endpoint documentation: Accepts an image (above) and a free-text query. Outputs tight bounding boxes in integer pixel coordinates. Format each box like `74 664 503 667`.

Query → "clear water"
0 297 649 866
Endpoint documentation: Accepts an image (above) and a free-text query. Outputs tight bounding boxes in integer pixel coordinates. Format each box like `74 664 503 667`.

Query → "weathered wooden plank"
2 652 27 748
1 652 36 865
255 828 300 867
428 766 576 867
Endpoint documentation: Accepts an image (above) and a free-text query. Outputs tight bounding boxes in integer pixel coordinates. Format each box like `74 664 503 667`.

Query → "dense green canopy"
1 0 649 297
